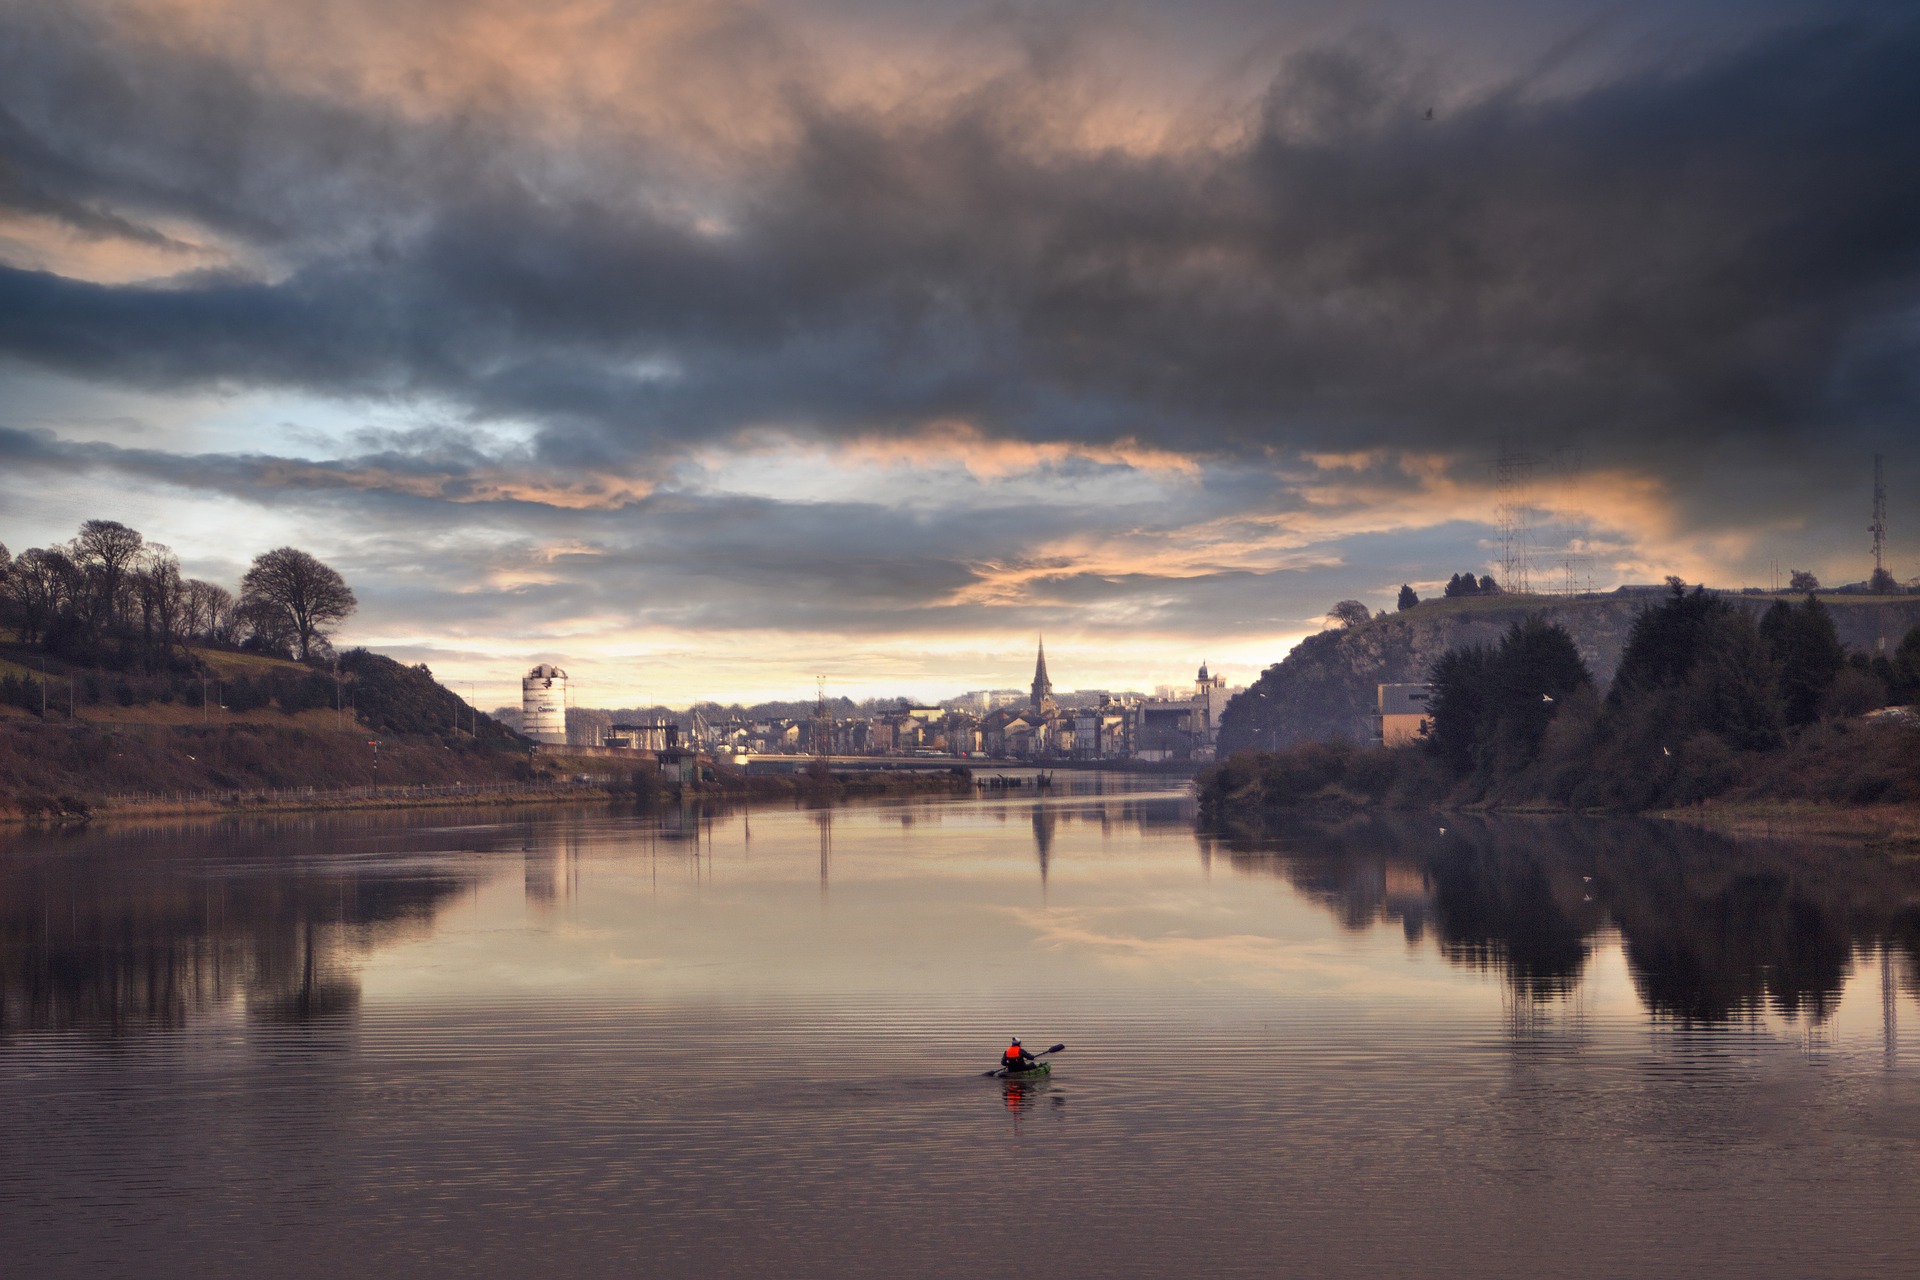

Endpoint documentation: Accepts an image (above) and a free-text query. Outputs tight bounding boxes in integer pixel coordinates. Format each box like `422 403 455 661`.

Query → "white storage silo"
521 664 569 744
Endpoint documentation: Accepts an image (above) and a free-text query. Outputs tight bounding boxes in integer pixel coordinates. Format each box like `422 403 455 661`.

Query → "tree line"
1389 572 1503 611
0 520 356 672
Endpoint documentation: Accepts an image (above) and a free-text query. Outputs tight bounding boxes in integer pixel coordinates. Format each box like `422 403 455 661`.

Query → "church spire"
1030 636 1054 713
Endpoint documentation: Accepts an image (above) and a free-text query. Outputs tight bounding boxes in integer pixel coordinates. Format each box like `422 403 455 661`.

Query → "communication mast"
1871 453 1888 582
1494 437 1537 594
1552 445 1589 597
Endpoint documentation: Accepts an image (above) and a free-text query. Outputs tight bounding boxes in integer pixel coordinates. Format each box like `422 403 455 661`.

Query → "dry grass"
0 718 540 821
1656 799 1920 848
0 696 351 730
186 647 310 678
60 704 349 730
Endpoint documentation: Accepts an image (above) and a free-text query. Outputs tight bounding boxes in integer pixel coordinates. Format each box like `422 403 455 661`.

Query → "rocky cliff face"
1217 594 1920 753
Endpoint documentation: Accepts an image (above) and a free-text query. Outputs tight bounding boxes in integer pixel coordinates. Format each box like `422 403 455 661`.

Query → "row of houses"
691 676 1238 763
522 661 1434 761
519 644 1244 762
690 645 1241 762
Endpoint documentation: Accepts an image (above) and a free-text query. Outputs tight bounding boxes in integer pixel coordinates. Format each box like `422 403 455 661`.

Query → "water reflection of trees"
1202 813 1920 1023
0 818 481 1034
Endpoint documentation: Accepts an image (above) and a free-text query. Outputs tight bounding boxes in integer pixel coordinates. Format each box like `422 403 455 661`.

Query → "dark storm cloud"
0 422 503 501
2 1 1917 491
0 2 474 250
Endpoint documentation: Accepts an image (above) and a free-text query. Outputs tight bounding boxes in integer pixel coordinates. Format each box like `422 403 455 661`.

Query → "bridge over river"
737 754 1194 776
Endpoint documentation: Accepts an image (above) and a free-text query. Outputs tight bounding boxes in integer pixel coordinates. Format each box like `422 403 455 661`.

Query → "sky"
2 0 1917 708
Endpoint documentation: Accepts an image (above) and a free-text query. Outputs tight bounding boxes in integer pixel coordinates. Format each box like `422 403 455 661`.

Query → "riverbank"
1654 799 1920 849
59 780 615 823
3 746 977 825
1197 721 1920 847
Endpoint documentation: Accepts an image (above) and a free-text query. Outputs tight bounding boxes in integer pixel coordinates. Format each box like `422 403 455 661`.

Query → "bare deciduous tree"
5 547 77 645
239 547 357 661
133 547 188 665
185 579 235 644
70 519 144 631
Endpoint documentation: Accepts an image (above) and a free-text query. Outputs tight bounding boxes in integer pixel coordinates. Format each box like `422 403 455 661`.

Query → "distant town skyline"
3 0 1916 706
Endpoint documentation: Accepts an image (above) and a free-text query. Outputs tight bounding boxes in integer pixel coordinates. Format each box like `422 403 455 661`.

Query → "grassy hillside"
0 720 542 816
0 640 538 817
0 639 518 736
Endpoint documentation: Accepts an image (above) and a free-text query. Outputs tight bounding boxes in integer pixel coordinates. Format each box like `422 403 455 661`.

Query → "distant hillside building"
520 664 568 744
1133 662 1233 762
1373 683 1433 747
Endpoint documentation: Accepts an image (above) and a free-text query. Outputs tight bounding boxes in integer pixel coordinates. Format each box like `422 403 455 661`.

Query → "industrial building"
604 721 679 751
520 664 569 744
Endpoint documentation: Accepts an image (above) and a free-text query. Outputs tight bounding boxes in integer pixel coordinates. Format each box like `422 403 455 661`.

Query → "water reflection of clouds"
1010 899 1485 1009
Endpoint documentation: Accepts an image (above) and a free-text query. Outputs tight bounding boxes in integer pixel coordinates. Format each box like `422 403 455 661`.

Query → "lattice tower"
1552 445 1589 597
1872 453 1888 578
1494 438 1537 594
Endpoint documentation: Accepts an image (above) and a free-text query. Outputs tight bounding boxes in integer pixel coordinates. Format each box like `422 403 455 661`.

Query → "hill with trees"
0 518 532 817
1202 584 1920 818
1218 586 1920 752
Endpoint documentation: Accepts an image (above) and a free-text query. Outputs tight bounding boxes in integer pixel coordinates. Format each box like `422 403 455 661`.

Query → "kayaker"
1002 1038 1036 1073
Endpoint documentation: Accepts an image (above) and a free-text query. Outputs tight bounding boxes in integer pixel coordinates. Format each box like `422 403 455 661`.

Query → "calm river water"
4 773 1919 1277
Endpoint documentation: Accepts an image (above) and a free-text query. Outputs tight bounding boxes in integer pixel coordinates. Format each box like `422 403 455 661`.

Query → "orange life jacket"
1004 1043 1025 1063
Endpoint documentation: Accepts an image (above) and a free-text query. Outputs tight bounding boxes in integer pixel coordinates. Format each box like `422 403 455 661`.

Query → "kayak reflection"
1002 1072 1055 1114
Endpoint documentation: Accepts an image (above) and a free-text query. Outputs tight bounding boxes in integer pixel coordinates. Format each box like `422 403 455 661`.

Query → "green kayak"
994 1061 1052 1080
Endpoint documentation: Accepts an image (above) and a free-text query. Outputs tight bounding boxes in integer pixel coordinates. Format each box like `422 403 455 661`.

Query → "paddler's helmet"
1010 1038 1020 1045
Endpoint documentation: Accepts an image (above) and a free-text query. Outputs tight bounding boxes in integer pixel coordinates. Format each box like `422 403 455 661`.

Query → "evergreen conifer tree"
1761 594 1845 726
